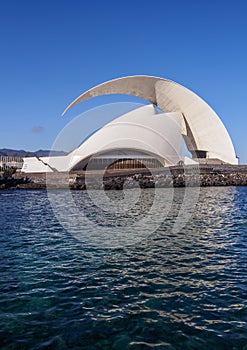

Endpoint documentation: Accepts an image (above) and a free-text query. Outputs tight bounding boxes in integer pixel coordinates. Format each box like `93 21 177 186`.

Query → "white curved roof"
68 104 183 170
21 105 184 173
63 76 238 164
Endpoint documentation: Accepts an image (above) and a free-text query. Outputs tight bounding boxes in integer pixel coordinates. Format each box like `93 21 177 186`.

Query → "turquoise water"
0 187 247 349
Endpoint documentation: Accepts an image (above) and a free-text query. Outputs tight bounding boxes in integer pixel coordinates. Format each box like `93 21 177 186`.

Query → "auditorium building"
21 76 238 173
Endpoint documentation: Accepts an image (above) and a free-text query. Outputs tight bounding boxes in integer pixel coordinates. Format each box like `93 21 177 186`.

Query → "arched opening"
70 149 164 172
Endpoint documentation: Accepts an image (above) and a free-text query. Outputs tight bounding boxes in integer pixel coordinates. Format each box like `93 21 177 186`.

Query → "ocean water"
0 187 247 350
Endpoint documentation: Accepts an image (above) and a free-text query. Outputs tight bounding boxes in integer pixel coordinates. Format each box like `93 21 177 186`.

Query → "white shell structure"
22 105 184 173
63 76 238 165
21 75 238 173
68 105 183 170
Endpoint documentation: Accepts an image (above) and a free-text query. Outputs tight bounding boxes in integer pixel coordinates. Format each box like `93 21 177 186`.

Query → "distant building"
21 76 238 173
0 156 23 170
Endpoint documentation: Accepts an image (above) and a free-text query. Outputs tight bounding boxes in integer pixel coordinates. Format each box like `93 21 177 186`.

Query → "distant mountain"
0 148 67 158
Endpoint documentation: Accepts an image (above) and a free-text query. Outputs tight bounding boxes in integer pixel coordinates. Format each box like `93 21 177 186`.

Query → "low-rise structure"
0 156 23 170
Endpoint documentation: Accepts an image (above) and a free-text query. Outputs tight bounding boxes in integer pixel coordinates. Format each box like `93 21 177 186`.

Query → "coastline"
1 164 247 190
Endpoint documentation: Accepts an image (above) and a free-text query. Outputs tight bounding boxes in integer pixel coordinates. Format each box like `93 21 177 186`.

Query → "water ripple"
0 188 247 349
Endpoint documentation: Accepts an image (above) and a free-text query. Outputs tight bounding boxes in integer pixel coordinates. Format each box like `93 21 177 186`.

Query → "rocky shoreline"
1 164 246 190
70 170 247 190
0 176 31 190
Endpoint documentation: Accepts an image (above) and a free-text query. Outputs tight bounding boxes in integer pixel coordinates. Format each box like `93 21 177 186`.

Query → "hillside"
0 149 67 157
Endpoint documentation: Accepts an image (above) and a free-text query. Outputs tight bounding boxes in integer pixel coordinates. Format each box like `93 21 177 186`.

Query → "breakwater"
7 164 247 190
0 176 31 189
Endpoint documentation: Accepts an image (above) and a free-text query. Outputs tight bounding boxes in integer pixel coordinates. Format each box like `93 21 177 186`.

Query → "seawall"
6 164 247 190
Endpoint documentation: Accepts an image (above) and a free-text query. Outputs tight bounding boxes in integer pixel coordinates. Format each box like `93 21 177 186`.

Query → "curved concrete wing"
62 76 163 115
68 105 183 171
21 104 183 173
63 75 238 165
154 80 237 164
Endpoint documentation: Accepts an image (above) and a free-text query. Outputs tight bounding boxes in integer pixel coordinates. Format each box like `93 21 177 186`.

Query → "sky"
0 0 246 163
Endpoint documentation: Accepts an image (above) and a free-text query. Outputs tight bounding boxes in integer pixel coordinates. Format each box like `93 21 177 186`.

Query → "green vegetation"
0 167 16 179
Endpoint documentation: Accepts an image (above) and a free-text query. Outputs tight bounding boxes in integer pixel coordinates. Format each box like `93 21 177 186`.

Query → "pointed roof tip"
61 104 71 116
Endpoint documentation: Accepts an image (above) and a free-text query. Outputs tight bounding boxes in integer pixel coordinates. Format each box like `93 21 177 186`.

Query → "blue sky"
0 0 246 163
